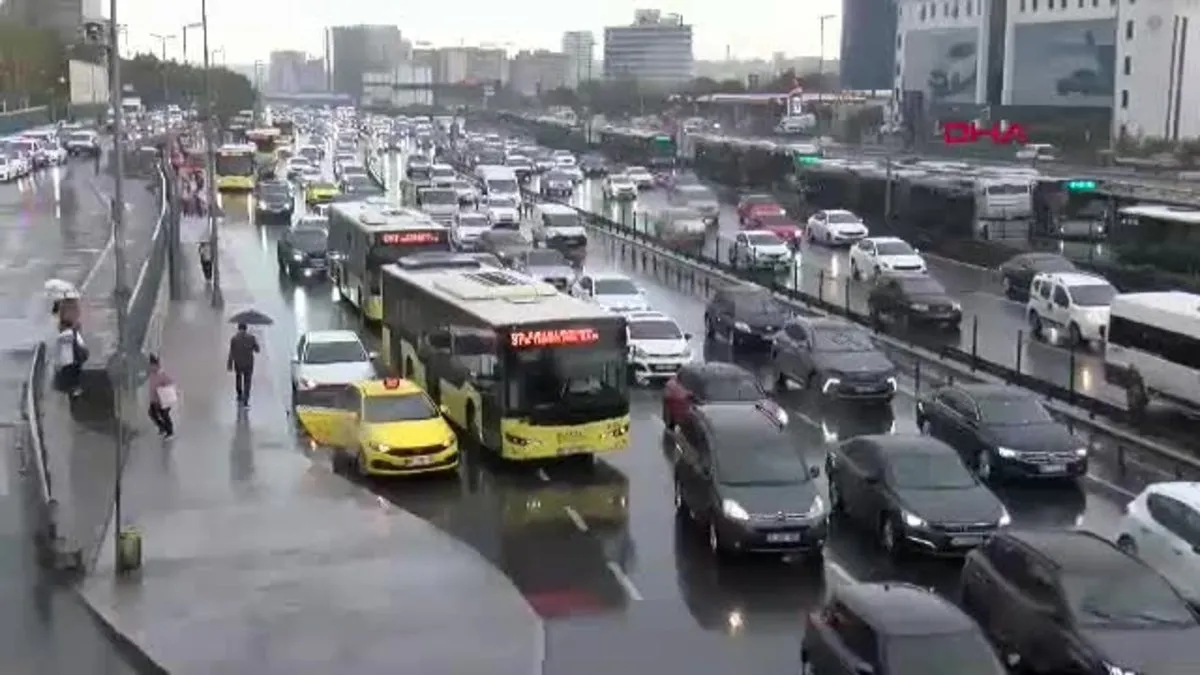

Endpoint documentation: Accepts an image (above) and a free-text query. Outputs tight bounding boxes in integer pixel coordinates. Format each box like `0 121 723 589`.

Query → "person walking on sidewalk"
197 241 213 282
93 145 102 175
146 355 176 440
227 323 259 407
55 317 87 397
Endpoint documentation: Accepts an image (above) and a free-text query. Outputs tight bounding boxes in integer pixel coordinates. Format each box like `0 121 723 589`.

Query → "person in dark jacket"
226 323 259 407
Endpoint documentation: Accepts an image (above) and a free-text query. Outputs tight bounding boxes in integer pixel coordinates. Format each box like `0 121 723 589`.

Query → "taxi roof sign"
383 378 402 389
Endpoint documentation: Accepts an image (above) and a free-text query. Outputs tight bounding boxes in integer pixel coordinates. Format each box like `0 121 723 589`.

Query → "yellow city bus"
246 127 280 167
327 200 452 321
379 262 631 461
214 143 256 191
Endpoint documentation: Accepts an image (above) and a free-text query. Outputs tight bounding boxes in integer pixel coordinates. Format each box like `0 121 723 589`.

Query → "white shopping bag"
157 384 179 408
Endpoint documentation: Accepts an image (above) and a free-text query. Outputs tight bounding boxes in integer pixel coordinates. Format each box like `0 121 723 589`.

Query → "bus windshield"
215 152 254 176
249 136 277 154
506 329 627 422
487 179 519 194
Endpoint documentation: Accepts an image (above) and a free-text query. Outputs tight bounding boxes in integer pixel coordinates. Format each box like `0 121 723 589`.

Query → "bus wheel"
404 357 414 379
466 402 479 444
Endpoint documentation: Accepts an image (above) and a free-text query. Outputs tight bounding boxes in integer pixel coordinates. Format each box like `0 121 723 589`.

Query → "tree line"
0 21 254 119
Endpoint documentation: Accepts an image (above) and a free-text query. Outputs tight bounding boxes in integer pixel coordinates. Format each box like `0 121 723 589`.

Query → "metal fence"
123 158 175 359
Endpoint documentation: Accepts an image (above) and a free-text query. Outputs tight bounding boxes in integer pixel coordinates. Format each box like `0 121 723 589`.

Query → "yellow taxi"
304 179 340 205
301 378 459 477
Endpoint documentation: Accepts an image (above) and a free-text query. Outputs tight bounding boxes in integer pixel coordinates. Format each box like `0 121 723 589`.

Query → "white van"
474 165 522 204
1104 291 1200 416
1026 271 1115 348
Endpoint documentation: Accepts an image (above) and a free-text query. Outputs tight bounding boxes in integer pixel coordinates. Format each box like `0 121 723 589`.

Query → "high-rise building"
5 0 99 40
325 24 405 99
840 0 897 90
510 50 569 96
603 10 694 88
466 48 508 84
268 50 307 94
562 31 596 88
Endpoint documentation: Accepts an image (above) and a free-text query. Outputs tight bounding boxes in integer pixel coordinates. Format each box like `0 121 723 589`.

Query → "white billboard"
68 60 108 105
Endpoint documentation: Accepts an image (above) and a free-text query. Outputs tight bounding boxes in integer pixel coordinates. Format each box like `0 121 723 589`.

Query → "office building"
841 0 898 90
325 24 405 99
363 64 434 109
562 31 596 88
467 47 508 84
4 0 99 39
603 10 694 87
894 0 990 106
268 50 307 94
510 50 569 96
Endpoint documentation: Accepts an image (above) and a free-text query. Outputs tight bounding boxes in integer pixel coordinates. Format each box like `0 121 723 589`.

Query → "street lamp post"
181 22 202 64
201 0 221 306
817 14 836 106
253 60 264 123
148 33 175 104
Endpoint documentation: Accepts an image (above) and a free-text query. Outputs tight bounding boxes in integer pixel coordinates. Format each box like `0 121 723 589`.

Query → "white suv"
730 230 792 270
1116 482 1200 609
625 311 693 383
1026 271 1116 348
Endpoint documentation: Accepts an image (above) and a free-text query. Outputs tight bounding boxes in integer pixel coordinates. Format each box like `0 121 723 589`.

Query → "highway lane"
0 155 141 672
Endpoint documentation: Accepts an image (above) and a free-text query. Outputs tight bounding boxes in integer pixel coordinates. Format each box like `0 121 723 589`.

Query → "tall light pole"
106 0 133 574
817 14 836 105
181 23 202 64
201 0 222 306
253 60 264 124
148 33 175 104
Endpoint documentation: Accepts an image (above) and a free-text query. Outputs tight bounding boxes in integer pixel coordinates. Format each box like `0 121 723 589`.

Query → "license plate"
558 446 587 456
855 385 877 393
653 364 676 372
1040 463 1066 474
404 455 437 466
766 532 802 543
951 536 984 546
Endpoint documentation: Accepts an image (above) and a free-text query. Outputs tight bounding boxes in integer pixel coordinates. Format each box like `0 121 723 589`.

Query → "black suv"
960 530 1200 675
802 582 1005 675
276 224 328 279
868 272 962 330
254 180 294 224
670 402 825 562
704 283 792 350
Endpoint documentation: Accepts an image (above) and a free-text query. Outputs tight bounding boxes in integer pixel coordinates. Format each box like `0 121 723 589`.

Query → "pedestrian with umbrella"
226 310 272 407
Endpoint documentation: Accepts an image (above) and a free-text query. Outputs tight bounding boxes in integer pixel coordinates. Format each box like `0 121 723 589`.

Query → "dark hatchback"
916 383 1088 482
961 529 1200 675
661 361 779 431
826 434 1008 557
999 252 1077 301
255 180 294 223
671 403 826 561
276 225 329 279
580 154 608 177
704 283 792 349
868 272 962 330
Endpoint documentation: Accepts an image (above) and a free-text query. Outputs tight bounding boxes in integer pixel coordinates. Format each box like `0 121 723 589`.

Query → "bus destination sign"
379 230 444 245
510 327 600 348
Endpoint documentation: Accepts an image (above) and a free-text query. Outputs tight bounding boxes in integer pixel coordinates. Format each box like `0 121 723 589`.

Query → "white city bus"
1104 291 1200 416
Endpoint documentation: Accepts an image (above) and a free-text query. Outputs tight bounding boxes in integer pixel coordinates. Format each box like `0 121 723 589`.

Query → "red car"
748 212 804 245
736 194 786 225
662 361 781 430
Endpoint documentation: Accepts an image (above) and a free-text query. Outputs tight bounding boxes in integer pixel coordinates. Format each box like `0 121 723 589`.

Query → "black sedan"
867 271 962 330
478 230 532 268
915 383 1088 481
254 180 294 223
580 155 609 177
276 225 329 279
512 249 575 290
999 252 1076 301
770 317 897 403
826 434 1008 557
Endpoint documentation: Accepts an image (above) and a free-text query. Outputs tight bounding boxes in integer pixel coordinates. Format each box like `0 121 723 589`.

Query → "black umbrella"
228 308 273 326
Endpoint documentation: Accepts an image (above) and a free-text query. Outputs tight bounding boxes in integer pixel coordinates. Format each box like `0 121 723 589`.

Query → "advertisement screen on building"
1009 19 1116 107
902 28 980 104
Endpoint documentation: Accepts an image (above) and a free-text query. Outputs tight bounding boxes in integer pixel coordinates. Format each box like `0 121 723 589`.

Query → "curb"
75 589 170 675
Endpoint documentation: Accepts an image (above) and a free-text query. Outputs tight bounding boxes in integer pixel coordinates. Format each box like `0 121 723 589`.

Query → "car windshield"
1069 284 1116 306
69 132 93 142
526 249 566 266
827 211 861 224
362 392 439 423
487 232 525 246
899 277 947 295
1028 255 1076 272
629 319 682 340
458 216 489 228
812 327 876 352
1065 572 1197 627
977 394 1053 425
420 190 456 205
453 180 472 190
679 186 715 200
746 233 783 246
545 214 580 228
259 183 289 197
594 278 638 295
489 196 517 208
885 632 1005 675
755 214 794 227
289 228 327 249
743 195 775 206
612 176 633 184
886 452 976 489
547 172 572 182
342 166 366 175
304 340 366 364
431 167 455 178
701 374 764 401
876 240 916 255
627 166 648 174
716 445 811 486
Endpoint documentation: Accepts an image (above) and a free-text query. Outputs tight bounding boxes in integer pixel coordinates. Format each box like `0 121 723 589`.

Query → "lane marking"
563 506 588 532
606 561 644 600
535 468 550 482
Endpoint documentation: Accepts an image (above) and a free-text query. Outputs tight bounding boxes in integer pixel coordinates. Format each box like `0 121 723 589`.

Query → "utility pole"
201 0 222 306
182 23 201 64
817 14 835 109
107 0 132 574
149 33 175 105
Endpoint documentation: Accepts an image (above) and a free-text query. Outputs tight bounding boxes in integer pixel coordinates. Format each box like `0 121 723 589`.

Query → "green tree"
0 21 64 109
121 53 255 119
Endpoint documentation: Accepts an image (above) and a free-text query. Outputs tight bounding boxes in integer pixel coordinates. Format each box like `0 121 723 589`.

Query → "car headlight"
292 252 304 260
951 301 962 311
910 303 929 311
902 510 927 528
631 346 648 358
999 510 1012 527
807 495 826 517
1104 665 1137 675
371 442 390 452
503 432 532 447
1075 446 1088 457
722 498 749 521
734 321 750 332
996 447 1019 459
821 376 843 394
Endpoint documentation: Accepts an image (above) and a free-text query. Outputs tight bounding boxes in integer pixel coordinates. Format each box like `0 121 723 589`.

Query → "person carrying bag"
146 354 176 439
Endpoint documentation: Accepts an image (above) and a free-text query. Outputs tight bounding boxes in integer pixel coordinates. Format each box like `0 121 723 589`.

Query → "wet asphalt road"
190 138 1187 675
0 156 141 672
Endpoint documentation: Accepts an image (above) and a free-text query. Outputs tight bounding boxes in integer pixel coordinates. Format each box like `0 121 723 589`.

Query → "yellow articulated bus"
327 200 452 322
380 262 631 460
214 143 256 191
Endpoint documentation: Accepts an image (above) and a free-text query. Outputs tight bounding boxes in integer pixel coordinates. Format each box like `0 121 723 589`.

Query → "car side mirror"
683 332 693 341
368 350 379 360
809 465 821 479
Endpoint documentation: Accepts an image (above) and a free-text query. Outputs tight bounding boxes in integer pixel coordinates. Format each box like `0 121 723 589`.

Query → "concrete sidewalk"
77 244 543 675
